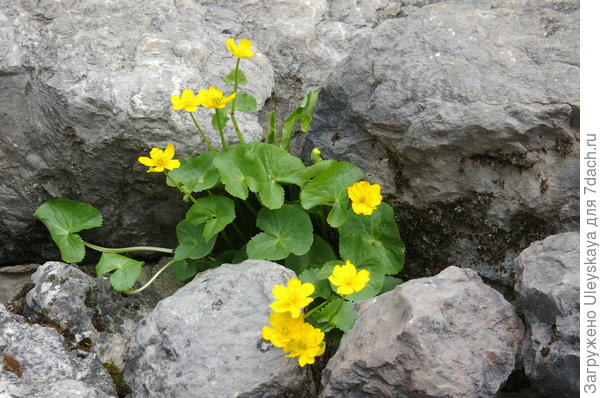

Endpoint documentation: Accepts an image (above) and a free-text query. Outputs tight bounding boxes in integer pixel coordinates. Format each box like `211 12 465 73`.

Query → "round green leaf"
166 153 219 193
246 204 313 260
235 93 257 112
338 203 405 275
96 253 144 292
224 69 248 86
33 198 103 263
300 161 363 228
174 220 217 261
185 195 236 241
311 298 356 332
213 144 267 200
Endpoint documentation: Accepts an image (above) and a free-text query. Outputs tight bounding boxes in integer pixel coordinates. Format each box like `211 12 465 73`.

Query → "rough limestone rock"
24 261 159 367
0 263 38 305
124 260 309 398
0 0 277 264
304 0 579 285
514 232 579 396
0 303 117 398
320 266 524 398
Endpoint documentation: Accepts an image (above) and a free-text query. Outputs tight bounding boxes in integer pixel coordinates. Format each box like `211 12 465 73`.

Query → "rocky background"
0 0 579 397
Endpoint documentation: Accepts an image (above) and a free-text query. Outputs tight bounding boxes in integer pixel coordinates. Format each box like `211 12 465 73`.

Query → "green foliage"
279 90 319 151
298 267 334 300
174 220 217 261
185 195 236 241
96 253 143 292
167 153 219 193
339 203 405 275
224 69 248 86
247 204 313 260
235 93 257 112
33 199 103 263
285 235 337 275
300 161 363 227
213 144 266 200
312 298 356 332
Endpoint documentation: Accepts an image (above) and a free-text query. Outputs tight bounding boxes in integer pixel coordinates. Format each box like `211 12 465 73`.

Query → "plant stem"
305 301 328 319
214 110 227 149
124 259 175 295
189 113 217 153
83 242 173 254
165 172 213 216
229 58 246 144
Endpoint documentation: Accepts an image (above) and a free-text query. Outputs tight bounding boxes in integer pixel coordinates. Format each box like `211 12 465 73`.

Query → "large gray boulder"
0 303 117 397
514 232 579 396
320 266 524 398
124 259 310 397
24 261 159 367
304 0 579 285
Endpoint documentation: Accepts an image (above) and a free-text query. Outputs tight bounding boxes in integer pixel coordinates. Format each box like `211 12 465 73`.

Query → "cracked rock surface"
514 232 580 396
24 261 160 367
0 303 117 398
320 266 524 398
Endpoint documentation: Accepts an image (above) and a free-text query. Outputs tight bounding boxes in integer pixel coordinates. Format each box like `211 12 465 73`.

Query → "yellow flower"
262 312 305 348
283 322 326 367
170 89 202 112
227 38 257 58
197 86 236 109
138 144 181 173
347 181 382 215
270 278 315 318
328 260 370 295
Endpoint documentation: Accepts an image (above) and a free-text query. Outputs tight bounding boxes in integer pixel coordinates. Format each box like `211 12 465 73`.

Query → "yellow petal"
149 147 163 159
239 39 252 52
181 89 195 101
184 105 198 112
227 38 237 55
337 285 354 295
138 156 156 167
166 159 180 170
164 144 175 159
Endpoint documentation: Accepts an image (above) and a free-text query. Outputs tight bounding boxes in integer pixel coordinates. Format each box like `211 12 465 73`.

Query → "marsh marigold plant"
34 37 406 369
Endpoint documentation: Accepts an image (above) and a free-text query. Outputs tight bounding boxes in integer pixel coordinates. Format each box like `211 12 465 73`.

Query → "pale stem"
83 241 172 254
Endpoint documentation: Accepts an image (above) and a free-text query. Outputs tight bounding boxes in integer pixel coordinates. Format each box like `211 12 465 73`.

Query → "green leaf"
33 198 103 263
224 69 248 86
96 253 144 292
185 195 236 241
267 111 277 144
299 159 336 180
286 235 337 274
235 93 257 112
279 90 319 151
311 298 356 332
299 267 334 300
166 153 220 193
339 203 405 275
247 142 307 209
213 144 267 200
300 161 363 227
246 204 313 260
171 259 200 281
212 108 229 133
174 220 217 261
232 245 248 264
381 276 403 293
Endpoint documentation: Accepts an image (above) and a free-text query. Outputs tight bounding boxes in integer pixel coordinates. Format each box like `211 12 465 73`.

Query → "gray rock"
0 303 117 398
514 232 579 396
124 259 309 398
320 266 524 398
0 0 276 265
24 261 159 367
304 0 579 286
0 264 38 305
